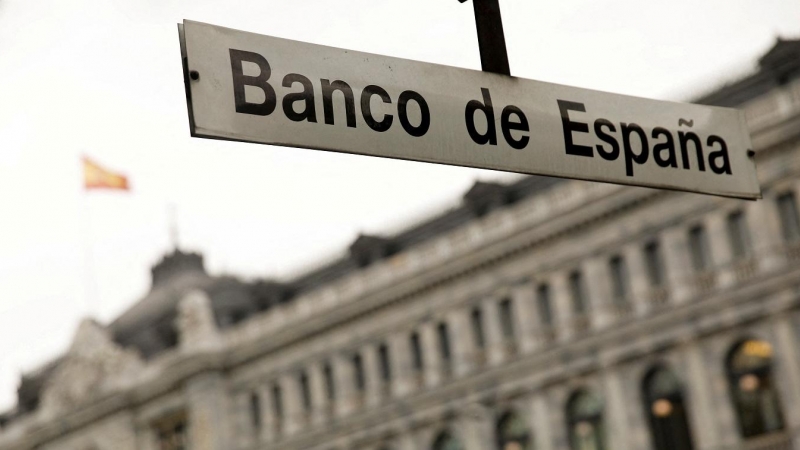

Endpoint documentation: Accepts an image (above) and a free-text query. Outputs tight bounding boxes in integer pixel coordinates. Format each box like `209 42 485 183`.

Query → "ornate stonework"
38 319 143 418
177 289 221 351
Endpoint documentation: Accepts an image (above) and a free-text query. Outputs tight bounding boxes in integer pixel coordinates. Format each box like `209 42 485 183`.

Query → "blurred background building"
1 38 800 450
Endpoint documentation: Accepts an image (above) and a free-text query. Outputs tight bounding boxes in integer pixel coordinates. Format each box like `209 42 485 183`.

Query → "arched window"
727 339 784 438
566 390 605 450
642 366 694 450
496 410 531 450
432 430 462 450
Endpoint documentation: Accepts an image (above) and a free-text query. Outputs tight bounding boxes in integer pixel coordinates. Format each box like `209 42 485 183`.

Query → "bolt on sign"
178 20 760 199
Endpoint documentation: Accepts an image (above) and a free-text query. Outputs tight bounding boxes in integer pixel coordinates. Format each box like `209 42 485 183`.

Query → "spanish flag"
82 156 129 191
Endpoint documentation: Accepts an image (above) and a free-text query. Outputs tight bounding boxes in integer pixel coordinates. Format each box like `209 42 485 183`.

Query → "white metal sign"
179 20 760 199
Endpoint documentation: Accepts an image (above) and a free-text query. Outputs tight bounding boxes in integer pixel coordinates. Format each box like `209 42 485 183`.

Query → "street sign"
179 20 761 199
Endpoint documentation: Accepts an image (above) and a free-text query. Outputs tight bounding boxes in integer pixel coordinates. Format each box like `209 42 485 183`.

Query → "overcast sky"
0 0 799 412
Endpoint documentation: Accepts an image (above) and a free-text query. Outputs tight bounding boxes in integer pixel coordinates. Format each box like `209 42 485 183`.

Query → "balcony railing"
411 371 424 390
501 340 518 358
784 242 800 262
572 315 590 333
741 432 792 450
439 361 453 379
691 271 717 294
649 286 670 308
537 326 556 343
379 380 392 399
733 257 758 282
610 300 634 320
471 348 487 367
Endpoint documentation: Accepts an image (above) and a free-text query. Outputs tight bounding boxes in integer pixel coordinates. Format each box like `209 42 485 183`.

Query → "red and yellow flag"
82 157 129 191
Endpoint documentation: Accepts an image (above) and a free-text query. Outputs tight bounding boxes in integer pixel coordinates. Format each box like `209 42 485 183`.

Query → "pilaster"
185 371 229 450
662 228 692 304
551 272 575 342
389 331 414 396
511 280 538 354
482 297 505 366
447 308 474 377
420 321 443 387
747 194 786 272
602 368 630 450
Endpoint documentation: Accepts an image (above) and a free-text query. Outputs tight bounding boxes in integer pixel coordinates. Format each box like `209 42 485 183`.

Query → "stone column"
551 272 575 342
747 194 786 272
334 353 356 417
459 403 493 450
231 391 255 449
281 373 305 436
547 387 571 450
447 308 474 377
420 321 443 387
134 424 159 450
602 368 630 450
705 342 740 449
623 242 651 316
707 213 736 288
619 367 651 450
185 371 229 450
482 296 505 366
682 343 721 450
390 331 414 396
531 392 554 450
510 280 539 354
363 343 382 407
662 228 692 304
584 256 613 329
773 317 800 448
396 427 418 450
309 362 330 426
256 384 275 443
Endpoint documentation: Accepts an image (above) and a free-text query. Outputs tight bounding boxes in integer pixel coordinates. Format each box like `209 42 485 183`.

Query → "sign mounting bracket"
460 0 511 76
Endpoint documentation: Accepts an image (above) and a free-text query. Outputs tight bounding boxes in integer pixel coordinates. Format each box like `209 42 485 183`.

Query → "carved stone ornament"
177 289 220 351
39 319 143 417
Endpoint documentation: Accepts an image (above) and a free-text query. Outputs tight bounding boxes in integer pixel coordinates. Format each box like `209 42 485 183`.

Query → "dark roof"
694 37 800 107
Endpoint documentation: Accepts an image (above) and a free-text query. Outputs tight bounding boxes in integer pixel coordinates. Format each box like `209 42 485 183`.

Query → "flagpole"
168 203 180 250
80 159 99 319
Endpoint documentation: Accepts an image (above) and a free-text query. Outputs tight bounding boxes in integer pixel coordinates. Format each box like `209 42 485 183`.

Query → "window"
609 255 629 303
537 284 553 326
432 430 463 450
471 307 486 349
499 298 515 340
410 332 424 371
496 410 531 450
437 322 452 363
566 390 605 450
378 343 392 382
727 339 784 438
250 392 262 430
644 241 665 286
777 192 800 242
323 362 335 401
352 353 366 392
569 271 587 314
299 371 312 412
154 412 188 450
688 225 712 271
272 383 284 424
727 211 752 259
642 367 694 450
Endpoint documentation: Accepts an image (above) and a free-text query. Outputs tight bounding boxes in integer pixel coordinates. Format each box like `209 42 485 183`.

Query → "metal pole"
462 0 511 76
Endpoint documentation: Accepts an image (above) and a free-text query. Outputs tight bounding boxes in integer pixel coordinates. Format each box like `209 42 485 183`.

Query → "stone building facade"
2 39 800 450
